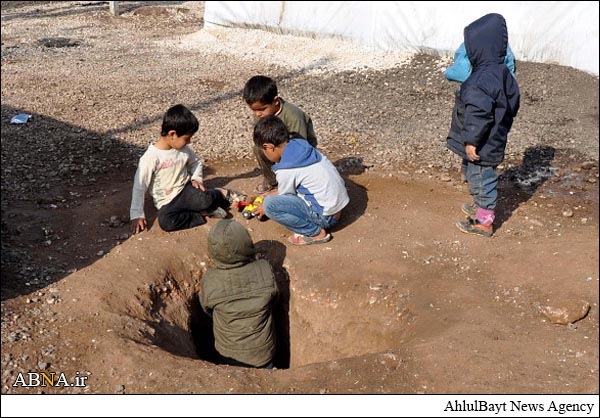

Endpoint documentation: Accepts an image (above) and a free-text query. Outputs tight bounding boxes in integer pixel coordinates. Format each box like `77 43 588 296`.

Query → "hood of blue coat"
208 220 255 269
273 139 321 171
465 13 507 68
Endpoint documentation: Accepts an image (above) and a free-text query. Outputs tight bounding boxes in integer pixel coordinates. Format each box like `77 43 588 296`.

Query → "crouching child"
251 115 349 245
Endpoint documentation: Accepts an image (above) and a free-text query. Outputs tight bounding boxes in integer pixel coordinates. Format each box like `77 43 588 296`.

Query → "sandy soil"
1 1 598 396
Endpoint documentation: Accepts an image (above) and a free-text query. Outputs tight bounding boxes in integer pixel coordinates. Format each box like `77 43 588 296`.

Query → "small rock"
97 250 104 256
440 174 452 182
581 161 596 170
561 206 574 218
37 361 49 370
528 219 543 227
539 300 591 325
115 384 125 394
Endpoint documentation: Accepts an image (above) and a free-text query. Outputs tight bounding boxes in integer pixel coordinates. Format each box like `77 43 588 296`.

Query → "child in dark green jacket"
200 219 278 368
243 75 317 192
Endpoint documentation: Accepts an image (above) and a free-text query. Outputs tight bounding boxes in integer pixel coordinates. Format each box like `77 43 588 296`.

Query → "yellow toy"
241 196 264 220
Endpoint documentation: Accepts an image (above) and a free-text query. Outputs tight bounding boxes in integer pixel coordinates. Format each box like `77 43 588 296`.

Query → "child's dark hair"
161 104 199 136
253 115 289 147
243 75 278 105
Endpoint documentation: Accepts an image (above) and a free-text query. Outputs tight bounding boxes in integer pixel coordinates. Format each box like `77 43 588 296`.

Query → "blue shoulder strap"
444 43 472 82
445 42 516 82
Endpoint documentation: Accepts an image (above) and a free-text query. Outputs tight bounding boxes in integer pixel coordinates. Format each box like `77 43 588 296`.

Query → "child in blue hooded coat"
250 115 349 245
446 13 520 237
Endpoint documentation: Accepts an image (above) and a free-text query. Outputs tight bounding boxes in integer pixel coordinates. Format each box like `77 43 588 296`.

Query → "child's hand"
465 144 480 162
252 201 266 218
192 180 206 191
131 218 147 234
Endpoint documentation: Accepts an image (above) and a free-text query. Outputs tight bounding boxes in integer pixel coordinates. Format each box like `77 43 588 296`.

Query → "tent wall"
204 1 599 75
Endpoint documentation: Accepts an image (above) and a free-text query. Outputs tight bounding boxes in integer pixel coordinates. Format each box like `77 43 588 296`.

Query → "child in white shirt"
130 104 237 233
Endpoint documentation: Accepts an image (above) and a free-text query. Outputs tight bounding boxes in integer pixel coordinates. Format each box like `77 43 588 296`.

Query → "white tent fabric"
204 1 599 75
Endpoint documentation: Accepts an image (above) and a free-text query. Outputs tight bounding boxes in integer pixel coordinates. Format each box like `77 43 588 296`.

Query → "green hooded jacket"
200 220 278 367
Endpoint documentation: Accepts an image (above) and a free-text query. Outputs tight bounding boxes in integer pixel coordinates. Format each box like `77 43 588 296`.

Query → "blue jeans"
465 161 498 210
263 194 340 237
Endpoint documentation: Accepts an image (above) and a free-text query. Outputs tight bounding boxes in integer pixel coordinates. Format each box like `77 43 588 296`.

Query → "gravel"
2 1 597 170
174 26 417 74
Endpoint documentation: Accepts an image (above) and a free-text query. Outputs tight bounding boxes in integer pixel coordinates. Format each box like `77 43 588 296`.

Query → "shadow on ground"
1 104 139 300
332 156 369 232
496 145 556 230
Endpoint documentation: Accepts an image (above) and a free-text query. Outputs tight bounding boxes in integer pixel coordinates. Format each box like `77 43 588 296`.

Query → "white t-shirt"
129 145 203 220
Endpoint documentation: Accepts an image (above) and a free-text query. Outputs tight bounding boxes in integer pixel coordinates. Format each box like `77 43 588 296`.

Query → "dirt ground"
1 1 598 397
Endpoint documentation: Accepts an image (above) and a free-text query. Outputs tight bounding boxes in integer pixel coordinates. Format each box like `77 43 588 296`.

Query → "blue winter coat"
446 13 521 166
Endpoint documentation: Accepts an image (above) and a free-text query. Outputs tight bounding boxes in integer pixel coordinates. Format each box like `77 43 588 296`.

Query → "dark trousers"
158 183 229 232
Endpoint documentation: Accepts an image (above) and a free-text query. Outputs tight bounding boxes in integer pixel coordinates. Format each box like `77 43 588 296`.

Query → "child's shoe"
455 218 493 237
207 207 230 219
461 203 477 220
225 189 247 205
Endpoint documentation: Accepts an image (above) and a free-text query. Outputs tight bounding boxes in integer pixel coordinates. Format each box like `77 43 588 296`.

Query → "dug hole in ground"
1 1 598 394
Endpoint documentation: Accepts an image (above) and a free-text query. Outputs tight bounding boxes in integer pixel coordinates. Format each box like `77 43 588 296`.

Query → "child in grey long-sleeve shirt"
130 104 234 233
